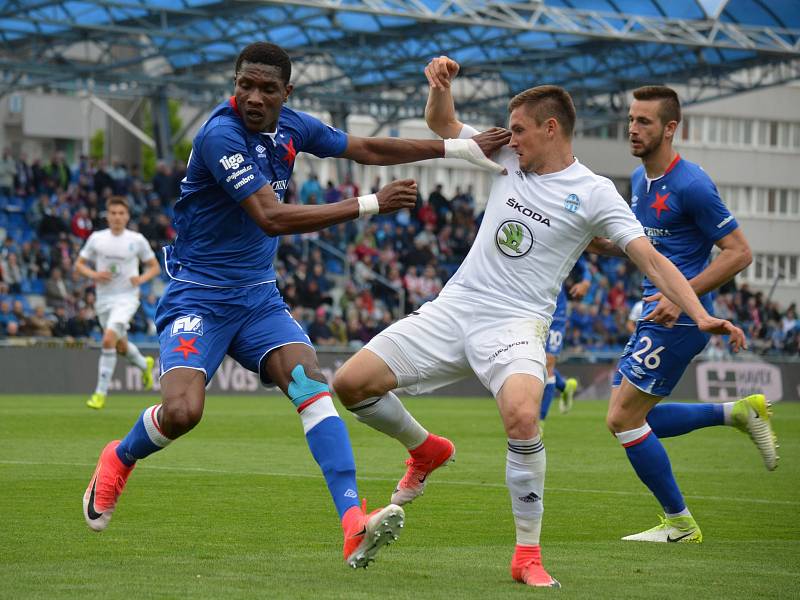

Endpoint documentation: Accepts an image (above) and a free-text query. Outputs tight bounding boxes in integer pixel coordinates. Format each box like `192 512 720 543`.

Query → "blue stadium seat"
30 279 45 294
326 258 344 274
8 213 26 228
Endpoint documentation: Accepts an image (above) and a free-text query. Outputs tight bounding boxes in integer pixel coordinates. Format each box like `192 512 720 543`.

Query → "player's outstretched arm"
339 129 509 173
624 237 746 350
241 179 418 236
424 56 464 139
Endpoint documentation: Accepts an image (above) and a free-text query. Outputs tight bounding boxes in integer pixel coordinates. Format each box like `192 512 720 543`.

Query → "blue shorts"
546 318 567 355
156 280 311 384
612 320 710 397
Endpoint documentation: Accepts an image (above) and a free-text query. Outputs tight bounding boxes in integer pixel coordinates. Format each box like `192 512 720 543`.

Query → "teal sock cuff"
288 364 330 408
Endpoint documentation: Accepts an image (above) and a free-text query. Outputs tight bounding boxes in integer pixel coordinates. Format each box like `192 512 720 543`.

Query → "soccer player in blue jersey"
538 257 590 427
591 85 778 543
81 42 511 568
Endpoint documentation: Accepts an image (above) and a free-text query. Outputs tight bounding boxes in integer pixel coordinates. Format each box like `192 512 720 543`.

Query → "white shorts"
96 296 140 337
365 293 548 397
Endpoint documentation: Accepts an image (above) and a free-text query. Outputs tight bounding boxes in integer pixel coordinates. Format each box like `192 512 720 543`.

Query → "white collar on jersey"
260 130 277 146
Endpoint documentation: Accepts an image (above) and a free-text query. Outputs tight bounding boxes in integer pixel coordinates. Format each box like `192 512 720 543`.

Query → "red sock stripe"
296 392 331 413
622 430 652 448
149 404 164 435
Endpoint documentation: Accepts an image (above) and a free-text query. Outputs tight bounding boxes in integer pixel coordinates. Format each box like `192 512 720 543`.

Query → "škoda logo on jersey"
171 314 204 337
495 219 535 258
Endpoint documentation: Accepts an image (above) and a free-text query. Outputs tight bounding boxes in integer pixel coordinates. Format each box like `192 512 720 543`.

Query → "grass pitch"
1 394 798 599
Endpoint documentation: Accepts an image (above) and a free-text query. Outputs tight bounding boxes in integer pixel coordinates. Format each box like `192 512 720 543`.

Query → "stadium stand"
0 152 797 355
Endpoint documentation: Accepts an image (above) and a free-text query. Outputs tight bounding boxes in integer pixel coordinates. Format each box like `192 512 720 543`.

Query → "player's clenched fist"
425 56 460 89
376 179 418 214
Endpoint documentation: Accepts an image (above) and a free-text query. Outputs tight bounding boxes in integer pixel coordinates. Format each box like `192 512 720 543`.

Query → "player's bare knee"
504 408 539 439
331 364 364 405
606 407 642 434
160 392 204 437
101 332 117 349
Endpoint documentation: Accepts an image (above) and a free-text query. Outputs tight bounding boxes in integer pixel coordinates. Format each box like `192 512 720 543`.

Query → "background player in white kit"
76 196 161 409
333 56 746 589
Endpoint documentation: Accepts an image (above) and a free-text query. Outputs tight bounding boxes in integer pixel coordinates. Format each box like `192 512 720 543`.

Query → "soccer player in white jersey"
76 196 161 409
332 56 746 589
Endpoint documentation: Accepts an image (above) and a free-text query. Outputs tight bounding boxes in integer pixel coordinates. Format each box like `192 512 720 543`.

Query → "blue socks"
116 404 172 466
289 365 360 519
554 369 566 392
539 378 556 421
647 403 724 438
615 423 685 514
304 417 360 519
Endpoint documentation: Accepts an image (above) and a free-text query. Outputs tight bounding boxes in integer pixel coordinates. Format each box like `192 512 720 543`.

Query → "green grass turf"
0 394 798 599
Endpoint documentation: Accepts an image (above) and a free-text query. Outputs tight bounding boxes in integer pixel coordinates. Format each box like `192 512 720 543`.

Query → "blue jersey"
631 155 738 325
553 254 590 321
165 97 348 287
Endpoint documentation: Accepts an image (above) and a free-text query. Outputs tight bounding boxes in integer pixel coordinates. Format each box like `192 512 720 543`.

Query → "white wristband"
357 194 379 218
443 137 506 174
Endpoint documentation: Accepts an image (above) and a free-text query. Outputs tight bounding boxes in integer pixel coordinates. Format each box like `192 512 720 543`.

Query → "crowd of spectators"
0 146 798 357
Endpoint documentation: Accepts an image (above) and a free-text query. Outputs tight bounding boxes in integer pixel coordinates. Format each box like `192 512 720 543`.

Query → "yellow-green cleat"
559 377 578 414
87 392 106 410
731 394 779 471
142 356 155 391
622 514 702 543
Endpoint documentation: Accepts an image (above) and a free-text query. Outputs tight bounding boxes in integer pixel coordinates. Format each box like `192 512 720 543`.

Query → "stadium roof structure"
1 0 799 156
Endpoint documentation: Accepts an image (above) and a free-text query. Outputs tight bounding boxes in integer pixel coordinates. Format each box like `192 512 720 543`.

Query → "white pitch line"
1 459 796 507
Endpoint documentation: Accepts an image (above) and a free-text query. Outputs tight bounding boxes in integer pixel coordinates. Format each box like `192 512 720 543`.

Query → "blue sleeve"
294 111 349 158
685 173 738 242
197 119 269 203
575 254 592 282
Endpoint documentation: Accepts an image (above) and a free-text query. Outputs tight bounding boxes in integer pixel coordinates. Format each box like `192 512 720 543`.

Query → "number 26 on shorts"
630 336 665 370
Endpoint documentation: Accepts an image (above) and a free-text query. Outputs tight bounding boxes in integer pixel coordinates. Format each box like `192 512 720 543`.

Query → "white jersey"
79 229 155 301
441 124 645 323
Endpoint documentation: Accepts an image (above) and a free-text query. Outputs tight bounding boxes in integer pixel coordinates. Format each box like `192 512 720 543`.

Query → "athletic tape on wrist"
357 194 379 218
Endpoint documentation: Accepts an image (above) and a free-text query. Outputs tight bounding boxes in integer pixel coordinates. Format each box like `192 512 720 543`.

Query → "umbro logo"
344 488 358 499
255 144 266 157
518 492 540 503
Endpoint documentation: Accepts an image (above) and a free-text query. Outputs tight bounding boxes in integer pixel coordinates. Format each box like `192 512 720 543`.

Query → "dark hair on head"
508 85 576 137
235 42 292 84
107 195 129 211
632 85 681 124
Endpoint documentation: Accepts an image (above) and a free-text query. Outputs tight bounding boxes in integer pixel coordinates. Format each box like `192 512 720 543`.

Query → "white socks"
125 341 149 371
507 436 546 546
722 401 737 425
95 348 117 395
298 393 340 434
348 391 428 450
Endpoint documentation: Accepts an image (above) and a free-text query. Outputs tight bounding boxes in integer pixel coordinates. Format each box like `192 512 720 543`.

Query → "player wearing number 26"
591 85 779 545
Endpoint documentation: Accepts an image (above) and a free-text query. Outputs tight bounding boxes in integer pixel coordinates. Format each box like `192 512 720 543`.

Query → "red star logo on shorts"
173 336 200 360
281 137 296 166
650 191 670 219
